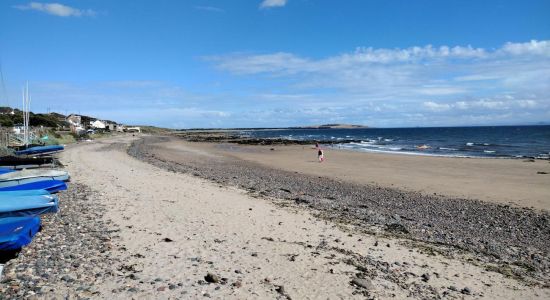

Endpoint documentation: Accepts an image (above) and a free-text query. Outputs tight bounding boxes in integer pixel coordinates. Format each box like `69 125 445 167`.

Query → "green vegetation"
134 125 173 134
0 107 68 128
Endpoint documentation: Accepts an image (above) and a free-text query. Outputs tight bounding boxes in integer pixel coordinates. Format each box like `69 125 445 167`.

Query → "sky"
0 0 549 128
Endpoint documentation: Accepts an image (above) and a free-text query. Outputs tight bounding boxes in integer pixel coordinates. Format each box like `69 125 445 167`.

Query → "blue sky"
1 0 549 128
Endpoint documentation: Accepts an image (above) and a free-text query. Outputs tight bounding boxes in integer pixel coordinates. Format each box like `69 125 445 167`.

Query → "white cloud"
424 97 543 112
423 101 452 111
260 0 287 9
195 6 224 13
501 40 550 56
13 2 95 17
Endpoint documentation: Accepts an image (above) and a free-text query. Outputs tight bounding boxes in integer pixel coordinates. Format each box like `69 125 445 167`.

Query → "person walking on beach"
318 148 325 162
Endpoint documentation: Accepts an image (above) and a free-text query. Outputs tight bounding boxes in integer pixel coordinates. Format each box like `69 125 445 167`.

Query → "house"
106 122 116 131
90 120 106 129
116 124 126 132
12 124 24 134
66 114 82 126
66 114 85 134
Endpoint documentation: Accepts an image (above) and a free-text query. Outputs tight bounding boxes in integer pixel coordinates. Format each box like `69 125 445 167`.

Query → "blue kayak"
15 145 64 156
0 189 51 196
0 216 41 251
0 194 58 217
0 180 67 193
0 169 70 188
0 167 15 175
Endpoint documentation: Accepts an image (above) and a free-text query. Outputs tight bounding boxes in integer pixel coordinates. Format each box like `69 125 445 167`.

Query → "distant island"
290 124 368 129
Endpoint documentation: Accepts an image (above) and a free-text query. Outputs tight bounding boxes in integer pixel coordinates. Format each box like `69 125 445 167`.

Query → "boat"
15 145 65 156
0 180 67 193
0 168 15 175
0 189 50 196
0 169 69 188
0 194 58 217
0 156 54 168
0 216 41 251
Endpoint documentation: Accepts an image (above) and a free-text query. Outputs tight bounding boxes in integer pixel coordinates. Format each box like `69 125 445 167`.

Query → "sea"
241 125 550 159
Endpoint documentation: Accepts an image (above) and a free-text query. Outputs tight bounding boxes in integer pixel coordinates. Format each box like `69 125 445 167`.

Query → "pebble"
0 184 122 298
204 273 220 283
350 278 375 290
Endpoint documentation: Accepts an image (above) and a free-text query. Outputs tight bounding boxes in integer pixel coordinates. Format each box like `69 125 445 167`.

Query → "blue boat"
0 189 51 196
0 167 15 175
15 145 64 156
0 180 67 193
0 169 70 188
0 217 41 251
0 194 58 217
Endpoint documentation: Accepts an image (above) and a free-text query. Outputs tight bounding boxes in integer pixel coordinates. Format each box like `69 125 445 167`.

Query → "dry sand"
175 142 550 211
52 134 549 299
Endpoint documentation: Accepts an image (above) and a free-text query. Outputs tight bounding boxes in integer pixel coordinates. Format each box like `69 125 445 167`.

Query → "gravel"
0 183 121 298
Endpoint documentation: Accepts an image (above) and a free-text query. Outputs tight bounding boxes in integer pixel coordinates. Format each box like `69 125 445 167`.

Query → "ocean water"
242 125 550 159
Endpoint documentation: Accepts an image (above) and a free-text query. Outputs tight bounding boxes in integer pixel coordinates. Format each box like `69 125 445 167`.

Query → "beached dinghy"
0 168 15 175
0 194 58 217
0 189 50 196
0 169 69 188
0 217 41 251
15 145 64 156
0 180 67 193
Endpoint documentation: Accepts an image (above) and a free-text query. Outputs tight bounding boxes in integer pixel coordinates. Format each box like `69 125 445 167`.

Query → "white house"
90 120 106 129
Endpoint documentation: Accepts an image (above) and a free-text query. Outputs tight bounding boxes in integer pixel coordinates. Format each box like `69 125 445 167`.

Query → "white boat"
0 169 70 188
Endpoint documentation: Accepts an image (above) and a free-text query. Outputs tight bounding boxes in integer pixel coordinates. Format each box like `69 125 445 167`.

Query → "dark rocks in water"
461 287 472 295
162 237 174 242
421 273 430 282
174 131 361 146
537 171 548 174
204 273 220 283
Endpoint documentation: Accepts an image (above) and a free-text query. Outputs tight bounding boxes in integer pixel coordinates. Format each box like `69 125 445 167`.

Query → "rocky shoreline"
0 184 120 299
174 130 361 145
129 135 550 286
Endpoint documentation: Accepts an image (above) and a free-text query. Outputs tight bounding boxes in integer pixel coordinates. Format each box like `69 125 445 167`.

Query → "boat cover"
0 180 67 193
0 169 70 188
0 217 41 251
15 145 64 156
0 194 58 217
0 156 54 167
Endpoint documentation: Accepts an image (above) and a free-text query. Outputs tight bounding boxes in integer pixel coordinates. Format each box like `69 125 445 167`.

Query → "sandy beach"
1 134 548 299
166 140 550 211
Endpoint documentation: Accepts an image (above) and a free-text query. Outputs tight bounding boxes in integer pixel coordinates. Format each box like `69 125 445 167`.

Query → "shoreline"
174 128 550 160
129 135 550 284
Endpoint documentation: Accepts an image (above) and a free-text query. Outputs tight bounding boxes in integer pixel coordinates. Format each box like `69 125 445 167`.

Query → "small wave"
484 150 496 153
466 142 474 146
439 147 458 151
